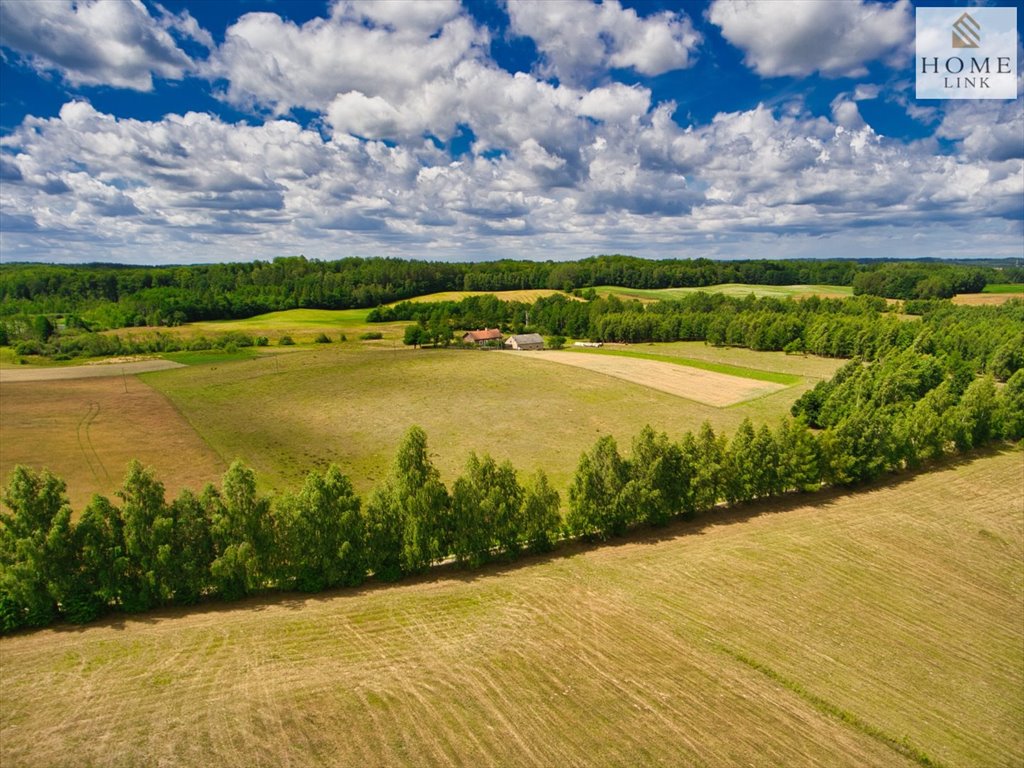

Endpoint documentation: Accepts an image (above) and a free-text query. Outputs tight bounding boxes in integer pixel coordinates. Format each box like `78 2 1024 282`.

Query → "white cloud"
506 0 700 83
208 4 486 116
0 0 201 91
1 89 1020 264
708 0 912 78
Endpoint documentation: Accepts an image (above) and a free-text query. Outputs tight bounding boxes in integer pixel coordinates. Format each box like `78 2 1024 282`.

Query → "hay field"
595 283 853 302
142 344 840 496
512 350 789 407
2 448 1020 768
396 289 570 304
0 373 226 510
952 292 1023 306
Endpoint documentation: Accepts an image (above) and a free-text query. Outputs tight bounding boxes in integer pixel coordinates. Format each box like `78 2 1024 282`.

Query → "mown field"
595 283 854 301
139 341 841 496
1 447 1020 768
0 370 226 510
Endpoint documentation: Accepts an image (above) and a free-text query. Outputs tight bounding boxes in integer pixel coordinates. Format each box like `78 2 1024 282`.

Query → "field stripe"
565 347 801 384
712 642 948 768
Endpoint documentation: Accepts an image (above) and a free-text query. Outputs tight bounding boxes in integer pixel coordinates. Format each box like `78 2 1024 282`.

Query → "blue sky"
0 0 1021 265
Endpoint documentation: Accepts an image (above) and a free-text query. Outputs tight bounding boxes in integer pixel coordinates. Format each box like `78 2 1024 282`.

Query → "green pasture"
982 283 1024 294
143 343 842 497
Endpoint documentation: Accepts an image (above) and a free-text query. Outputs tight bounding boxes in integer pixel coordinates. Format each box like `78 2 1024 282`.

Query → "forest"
1 255 1019 330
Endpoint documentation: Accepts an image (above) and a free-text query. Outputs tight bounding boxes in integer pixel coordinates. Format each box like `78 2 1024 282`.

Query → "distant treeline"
3 347 1022 633
2 256 1019 329
383 293 1024 381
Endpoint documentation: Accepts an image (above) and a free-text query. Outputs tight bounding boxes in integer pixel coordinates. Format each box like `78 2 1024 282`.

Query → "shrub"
359 332 383 340
314 332 332 344
279 335 295 346
548 335 567 350
255 336 269 347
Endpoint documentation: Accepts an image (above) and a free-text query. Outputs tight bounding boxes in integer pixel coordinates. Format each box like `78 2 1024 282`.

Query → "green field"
982 283 1024 294
2 448 1020 767
594 283 854 301
141 342 840 496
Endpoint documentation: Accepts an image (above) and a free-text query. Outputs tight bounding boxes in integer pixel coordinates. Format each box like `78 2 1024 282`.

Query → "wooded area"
2 256 1019 330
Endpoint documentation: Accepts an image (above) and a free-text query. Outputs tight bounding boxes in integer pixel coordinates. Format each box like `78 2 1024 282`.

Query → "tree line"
3 346 1021 633
3 256 1018 331
386 293 1023 381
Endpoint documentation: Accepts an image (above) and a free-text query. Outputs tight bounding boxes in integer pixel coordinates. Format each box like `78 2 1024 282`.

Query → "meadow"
1 447 1019 768
139 340 841 496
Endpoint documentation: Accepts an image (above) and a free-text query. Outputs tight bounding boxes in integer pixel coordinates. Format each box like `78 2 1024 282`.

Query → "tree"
520 470 561 552
209 461 273 600
566 436 633 538
117 461 174 611
278 466 364 592
997 368 1024 440
775 418 819 493
61 495 123 622
364 427 449 578
403 324 425 347
167 489 215 604
692 422 725 513
723 419 757 505
0 467 75 630
450 454 525 566
628 426 685 525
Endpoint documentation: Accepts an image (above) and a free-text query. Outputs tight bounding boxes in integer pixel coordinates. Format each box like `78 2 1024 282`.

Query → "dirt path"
0 359 184 383
506 350 788 406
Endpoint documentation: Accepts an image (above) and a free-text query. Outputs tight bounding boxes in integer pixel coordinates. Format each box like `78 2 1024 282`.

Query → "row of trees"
4 346 1021 633
382 292 1024 381
0 429 561 632
3 256 1018 329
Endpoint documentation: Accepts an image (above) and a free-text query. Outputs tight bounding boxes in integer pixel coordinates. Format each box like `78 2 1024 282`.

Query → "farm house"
462 328 503 346
504 333 545 351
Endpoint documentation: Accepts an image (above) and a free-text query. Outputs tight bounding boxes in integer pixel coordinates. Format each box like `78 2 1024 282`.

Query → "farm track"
74 401 110 482
2 448 1020 768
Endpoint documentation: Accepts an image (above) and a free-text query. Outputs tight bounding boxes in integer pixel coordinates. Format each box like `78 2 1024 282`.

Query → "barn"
504 333 545 351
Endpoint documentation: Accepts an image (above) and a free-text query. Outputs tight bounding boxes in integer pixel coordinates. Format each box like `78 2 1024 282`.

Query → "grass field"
105 308 409 346
139 343 841 496
594 283 854 302
1 447 1019 767
981 283 1024 294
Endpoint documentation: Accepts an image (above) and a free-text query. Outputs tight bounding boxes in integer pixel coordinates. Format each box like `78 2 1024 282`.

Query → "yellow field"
2 448 1020 767
511 350 789 406
0 373 227 510
395 289 572 304
952 292 1023 306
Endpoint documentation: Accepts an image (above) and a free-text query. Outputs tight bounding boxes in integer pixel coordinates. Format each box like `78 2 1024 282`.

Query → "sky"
0 0 1021 266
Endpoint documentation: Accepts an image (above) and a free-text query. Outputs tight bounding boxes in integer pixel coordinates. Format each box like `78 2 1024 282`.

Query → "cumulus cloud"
207 3 486 116
506 0 700 83
708 0 912 78
2 94 1020 264
0 0 202 90
937 101 1024 163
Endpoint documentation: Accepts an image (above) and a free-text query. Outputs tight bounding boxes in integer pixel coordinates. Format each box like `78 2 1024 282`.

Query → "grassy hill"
2 447 1020 768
